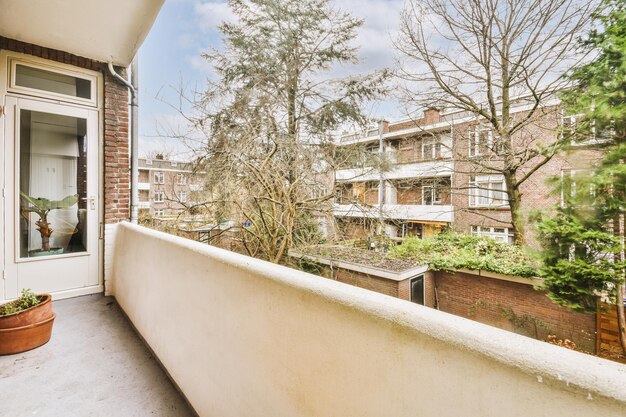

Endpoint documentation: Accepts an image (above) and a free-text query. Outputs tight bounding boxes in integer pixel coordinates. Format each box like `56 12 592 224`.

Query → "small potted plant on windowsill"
20 192 79 257
0 289 55 355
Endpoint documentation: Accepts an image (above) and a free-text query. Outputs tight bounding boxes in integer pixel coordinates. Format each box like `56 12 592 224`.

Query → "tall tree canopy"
538 0 626 352
192 0 388 262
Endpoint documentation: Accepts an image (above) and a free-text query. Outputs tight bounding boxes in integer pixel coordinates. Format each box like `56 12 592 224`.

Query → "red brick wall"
317 261 596 352
1 37 130 224
333 268 399 298
434 271 596 352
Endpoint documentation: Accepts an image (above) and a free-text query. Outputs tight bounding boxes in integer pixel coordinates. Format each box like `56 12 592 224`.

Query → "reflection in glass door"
19 110 88 258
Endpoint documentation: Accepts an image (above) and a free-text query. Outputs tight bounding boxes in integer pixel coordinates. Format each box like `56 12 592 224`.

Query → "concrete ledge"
111 223 626 417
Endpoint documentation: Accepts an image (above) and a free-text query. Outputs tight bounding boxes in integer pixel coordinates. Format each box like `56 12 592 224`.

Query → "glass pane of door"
19 109 88 258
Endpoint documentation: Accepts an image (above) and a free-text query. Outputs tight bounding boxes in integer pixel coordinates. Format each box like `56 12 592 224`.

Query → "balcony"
334 203 454 222
2 223 626 416
0 294 194 416
336 160 453 183
138 182 151 191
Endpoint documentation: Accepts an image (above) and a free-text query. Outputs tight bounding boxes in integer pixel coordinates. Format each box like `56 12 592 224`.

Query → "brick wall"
1 36 130 225
333 268 399 297
315 260 596 352
434 271 596 352
449 106 605 248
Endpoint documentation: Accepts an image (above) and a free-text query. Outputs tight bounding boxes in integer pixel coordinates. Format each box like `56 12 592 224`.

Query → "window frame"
154 171 165 184
154 191 165 203
8 56 98 107
469 175 508 208
471 225 515 244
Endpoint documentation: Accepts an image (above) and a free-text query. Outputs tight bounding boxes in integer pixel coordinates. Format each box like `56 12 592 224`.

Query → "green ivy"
387 232 540 277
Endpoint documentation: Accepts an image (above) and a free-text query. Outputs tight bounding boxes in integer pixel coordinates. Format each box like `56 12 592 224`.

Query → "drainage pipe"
108 60 139 224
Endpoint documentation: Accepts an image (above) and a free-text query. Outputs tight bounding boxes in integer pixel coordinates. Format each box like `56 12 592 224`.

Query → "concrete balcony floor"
0 294 195 417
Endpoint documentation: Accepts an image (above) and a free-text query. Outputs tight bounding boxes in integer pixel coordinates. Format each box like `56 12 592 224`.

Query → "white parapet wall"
110 223 626 417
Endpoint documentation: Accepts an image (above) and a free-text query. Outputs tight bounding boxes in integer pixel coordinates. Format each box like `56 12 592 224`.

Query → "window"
469 175 508 207
422 139 442 160
154 191 165 203
471 226 514 244
422 180 442 205
311 185 328 199
469 126 500 156
176 174 187 185
10 59 97 106
410 275 425 305
421 178 449 205
154 209 164 217
177 191 187 203
154 172 164 184
560 169 595 207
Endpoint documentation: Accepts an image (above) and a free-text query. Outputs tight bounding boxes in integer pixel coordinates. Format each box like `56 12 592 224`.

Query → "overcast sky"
138 0 407 159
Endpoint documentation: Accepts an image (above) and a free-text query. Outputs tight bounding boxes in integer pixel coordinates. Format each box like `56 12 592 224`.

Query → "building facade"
333 101 603 247
138 156 204 218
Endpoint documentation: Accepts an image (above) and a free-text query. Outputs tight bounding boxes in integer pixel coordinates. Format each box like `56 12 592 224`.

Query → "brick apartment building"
334 98 603 247
138 156 205 218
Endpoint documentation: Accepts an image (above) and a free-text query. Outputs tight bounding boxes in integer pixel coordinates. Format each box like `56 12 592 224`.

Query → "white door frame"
2 96 103 301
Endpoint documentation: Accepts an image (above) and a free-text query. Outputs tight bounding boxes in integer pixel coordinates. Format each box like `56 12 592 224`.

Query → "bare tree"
396 0 598 245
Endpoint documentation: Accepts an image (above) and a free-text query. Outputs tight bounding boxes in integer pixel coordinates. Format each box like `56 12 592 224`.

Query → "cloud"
193 1 237 33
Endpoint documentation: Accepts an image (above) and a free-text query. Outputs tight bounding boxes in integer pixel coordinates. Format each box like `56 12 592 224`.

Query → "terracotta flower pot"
0 314 56 355
0 294 53 329
0 294 55 355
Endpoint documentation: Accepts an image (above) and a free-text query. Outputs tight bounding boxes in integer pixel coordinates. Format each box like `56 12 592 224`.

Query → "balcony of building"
138 182 151 191
336 159 453 183
2 223 626 416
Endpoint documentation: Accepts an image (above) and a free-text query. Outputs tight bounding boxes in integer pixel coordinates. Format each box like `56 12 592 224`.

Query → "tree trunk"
503 175 526 246
616 284 626 354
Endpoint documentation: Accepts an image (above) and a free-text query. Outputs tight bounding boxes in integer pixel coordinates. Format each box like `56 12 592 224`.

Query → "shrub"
388 231 540 277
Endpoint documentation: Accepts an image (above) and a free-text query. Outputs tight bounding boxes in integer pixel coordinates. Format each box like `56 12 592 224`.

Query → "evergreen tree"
538 0 626 352
191 0 388 263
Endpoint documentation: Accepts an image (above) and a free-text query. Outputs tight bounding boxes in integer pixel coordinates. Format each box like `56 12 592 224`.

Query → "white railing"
138 182 151 190
109 223 626 417
334 203 454 222
336 160 453 182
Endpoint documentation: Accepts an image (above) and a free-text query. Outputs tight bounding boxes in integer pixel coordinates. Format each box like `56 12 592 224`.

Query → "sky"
138 0 407 160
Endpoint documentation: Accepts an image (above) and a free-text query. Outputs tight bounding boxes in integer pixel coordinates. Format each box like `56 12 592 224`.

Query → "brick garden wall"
315 259 596 352
0 36 130 225
332 267 399 298
434 271 596 352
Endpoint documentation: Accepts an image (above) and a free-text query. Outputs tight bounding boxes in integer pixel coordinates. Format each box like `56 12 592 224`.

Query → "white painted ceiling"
0 0 165 66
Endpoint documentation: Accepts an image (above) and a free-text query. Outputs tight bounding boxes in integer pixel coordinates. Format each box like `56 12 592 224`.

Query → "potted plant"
20 192 79 256
0 289 55 355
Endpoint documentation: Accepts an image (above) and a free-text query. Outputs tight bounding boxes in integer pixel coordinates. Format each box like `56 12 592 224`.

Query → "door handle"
81 196 96 210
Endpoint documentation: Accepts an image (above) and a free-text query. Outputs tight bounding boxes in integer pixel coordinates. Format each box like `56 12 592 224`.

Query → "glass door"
3 97 100 299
